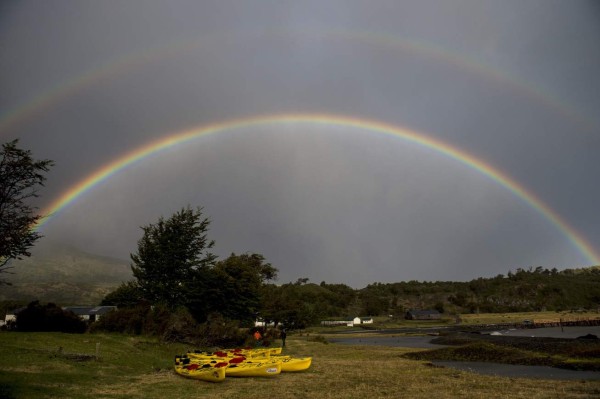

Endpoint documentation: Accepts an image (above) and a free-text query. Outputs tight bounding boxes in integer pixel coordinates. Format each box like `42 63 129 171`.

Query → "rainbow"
1 29 595 135
35 113 600 265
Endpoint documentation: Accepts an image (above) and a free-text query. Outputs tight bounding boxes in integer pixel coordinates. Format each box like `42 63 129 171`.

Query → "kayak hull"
273 356 312 372
174 363 226 382
225 359 282 377
176 354 282 378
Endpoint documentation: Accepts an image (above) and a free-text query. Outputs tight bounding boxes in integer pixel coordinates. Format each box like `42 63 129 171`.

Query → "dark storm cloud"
1 0 599 286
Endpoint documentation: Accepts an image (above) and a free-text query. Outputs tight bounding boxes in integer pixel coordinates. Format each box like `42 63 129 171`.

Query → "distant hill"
0 242 132 305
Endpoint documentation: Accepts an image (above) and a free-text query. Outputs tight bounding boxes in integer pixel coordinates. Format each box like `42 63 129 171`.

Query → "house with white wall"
322 316 374 327
352 316 374 325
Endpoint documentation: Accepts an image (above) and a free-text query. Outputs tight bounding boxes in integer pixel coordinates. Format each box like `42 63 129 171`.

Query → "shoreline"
329 326 600 380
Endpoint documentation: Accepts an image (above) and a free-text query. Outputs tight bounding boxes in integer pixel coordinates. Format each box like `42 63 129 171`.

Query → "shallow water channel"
329 326 600 380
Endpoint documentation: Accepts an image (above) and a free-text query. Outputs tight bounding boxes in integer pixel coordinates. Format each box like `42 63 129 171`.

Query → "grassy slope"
1 244 132 305
1 332 599 399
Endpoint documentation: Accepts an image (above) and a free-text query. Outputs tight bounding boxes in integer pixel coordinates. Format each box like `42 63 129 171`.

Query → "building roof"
63 306 116 316
406 309 440 315
90 306 117 315
63 306 95 315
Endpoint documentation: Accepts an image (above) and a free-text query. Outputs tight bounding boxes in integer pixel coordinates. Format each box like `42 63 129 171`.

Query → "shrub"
90 304 151 335
90 305 248 347
195 313 247 348
160 307 202 344
16 301 86 333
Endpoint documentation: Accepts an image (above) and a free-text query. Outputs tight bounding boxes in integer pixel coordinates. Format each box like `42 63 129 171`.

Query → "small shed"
254 318 275 327
63 306 95 321
405 309 441 320
352 317 374 325
63 306 116 322
89 306 117 321
321 319 355 327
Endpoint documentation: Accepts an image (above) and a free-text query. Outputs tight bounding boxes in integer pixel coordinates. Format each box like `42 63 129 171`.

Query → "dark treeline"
355 266 600 316
3 266 600 336
255 266 600 327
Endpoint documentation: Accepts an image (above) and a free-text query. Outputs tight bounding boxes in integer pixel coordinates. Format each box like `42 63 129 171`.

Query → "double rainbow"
35 113 600 265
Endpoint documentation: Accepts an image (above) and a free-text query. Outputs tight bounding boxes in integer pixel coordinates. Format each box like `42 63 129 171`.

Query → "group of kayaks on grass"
174 347 312 382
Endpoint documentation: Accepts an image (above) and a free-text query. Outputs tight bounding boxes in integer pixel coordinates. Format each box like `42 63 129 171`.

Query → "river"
328 326 600 380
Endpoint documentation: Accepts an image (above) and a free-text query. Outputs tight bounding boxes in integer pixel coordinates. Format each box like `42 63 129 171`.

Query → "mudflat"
497 325 600 339
331 325 600 380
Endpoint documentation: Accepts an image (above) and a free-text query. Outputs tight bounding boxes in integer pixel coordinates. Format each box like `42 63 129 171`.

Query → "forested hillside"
257 267 600 327
355 266 600 315
255 267 600 324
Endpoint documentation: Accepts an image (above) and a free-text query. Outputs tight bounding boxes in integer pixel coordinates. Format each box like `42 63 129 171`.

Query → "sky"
1 0 599 287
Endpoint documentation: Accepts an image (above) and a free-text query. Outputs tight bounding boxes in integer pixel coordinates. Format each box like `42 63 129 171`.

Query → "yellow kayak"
177 355 282 378
272 355 312 372
188 348 271 359
224 358 282 378
225 347 282 356
174 356 226 382
267 347 283 355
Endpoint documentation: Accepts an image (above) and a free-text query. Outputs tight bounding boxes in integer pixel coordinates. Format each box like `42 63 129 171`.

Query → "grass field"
1 331 599 399
310 310 600 332
457 311 600 325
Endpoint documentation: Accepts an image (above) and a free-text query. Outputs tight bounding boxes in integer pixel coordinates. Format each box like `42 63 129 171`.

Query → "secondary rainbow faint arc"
35 113 600 265
1 28 595 135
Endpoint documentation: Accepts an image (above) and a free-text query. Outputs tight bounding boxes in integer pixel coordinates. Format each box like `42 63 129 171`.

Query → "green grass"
1 332 600 398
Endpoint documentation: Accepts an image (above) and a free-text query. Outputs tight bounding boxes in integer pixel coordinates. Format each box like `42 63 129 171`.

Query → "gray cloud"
1 0 599 287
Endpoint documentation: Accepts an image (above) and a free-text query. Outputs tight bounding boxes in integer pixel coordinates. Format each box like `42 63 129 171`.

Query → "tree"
0 139 53 281
16 301 86 333
130 206 217 309
207 253 277 324
100 281 144 308
259 284 286 327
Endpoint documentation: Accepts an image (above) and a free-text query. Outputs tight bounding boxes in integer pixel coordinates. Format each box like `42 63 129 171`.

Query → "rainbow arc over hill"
35 113 600 265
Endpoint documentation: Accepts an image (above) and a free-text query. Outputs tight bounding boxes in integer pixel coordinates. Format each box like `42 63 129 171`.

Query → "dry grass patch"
459 311 600 325
2 333 600 398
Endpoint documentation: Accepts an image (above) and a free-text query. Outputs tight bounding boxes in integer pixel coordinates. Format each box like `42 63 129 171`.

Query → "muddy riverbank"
432 361 600 380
